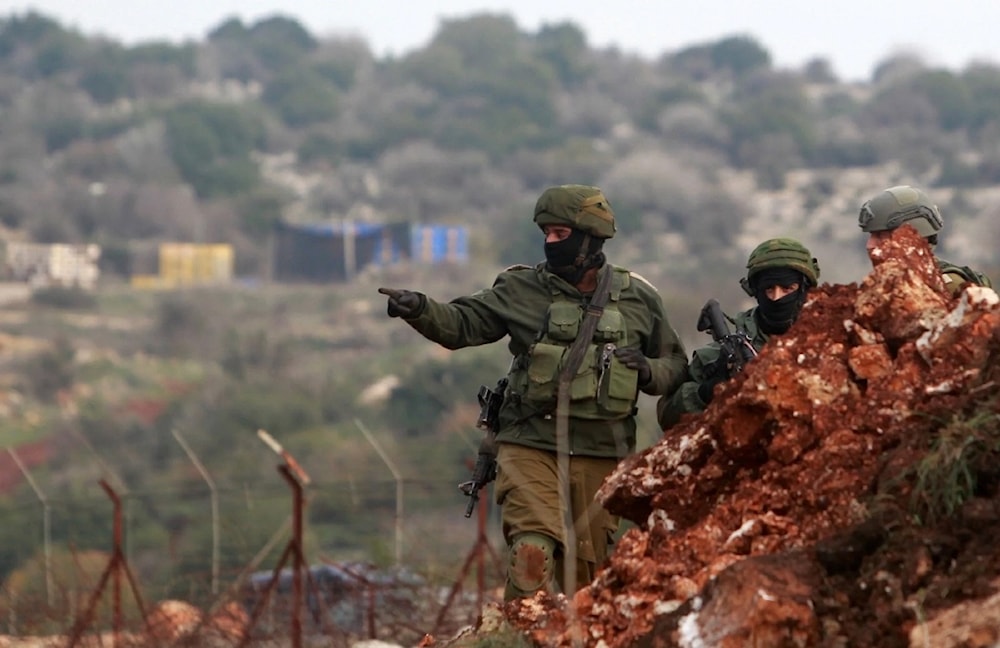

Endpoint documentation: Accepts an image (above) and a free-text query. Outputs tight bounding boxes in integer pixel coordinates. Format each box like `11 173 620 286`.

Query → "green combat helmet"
741 238 821 296
533 185 616 239
858 185 943 238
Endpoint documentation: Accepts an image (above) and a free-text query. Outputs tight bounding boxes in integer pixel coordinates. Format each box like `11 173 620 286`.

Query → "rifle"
458 377 506 517
696 298 757 375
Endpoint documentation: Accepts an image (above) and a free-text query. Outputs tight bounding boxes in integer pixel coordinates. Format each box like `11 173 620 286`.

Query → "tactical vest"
509 268 639 420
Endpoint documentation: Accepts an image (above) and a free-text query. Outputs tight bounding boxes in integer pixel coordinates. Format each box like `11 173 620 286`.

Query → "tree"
79 44 129 104
911 70 974 131
709 35 771 77
963 64 1000 132
535 22 591 87
262 67 340 126
671 34 771 80
722 71 816 169
162 102 264 198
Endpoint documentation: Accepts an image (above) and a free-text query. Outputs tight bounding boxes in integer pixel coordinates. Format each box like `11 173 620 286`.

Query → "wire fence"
0 440 507 645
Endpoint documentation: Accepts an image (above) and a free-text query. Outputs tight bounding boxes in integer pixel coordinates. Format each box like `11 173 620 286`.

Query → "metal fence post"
171 428 220 595
354 419 404 566
7 447 52 607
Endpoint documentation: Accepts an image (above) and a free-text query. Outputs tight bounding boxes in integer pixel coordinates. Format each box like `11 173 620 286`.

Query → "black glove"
696 356 730 404
613 347 652 387
378 287 425 319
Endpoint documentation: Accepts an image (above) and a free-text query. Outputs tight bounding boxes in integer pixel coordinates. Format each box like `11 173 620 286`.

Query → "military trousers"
494 442 620 596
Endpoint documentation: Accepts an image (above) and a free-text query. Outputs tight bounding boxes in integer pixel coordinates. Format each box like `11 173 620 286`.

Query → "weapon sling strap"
509 265 617 426
552 265 614 598
558 266 615 389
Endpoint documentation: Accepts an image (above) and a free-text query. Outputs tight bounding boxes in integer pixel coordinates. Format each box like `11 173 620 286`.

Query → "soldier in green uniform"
378 184 687 601
657 238 820 430
858 184 993 294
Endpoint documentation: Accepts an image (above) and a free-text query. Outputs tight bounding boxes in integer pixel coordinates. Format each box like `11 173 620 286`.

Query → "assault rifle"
459 377 506 517
697 298 757 375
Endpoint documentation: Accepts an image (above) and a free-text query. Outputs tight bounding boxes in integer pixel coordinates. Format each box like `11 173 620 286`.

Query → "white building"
4 242 101 289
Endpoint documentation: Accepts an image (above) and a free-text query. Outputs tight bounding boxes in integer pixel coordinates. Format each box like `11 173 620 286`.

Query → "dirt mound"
501 226 1000 647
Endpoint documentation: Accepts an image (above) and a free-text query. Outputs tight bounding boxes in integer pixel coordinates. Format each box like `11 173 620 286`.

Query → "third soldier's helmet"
741 238 820 296
533 185 616 239
858 185 943 238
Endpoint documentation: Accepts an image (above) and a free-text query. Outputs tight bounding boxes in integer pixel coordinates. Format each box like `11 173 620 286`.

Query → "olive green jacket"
656 307 767 430
403 262 688 458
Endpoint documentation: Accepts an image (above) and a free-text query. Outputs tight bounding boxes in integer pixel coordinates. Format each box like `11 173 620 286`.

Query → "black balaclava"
544 228 605 284
753 268 808 334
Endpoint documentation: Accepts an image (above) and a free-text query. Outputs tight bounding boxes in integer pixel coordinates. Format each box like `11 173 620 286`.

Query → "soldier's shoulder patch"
503 264 533 272
628 271 657 291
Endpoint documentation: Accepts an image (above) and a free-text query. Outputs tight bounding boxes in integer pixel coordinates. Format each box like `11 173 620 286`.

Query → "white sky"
6 0 1000 82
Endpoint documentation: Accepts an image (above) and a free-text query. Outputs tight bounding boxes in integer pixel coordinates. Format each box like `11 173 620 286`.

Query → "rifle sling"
558 266 615 392
506 267 616 427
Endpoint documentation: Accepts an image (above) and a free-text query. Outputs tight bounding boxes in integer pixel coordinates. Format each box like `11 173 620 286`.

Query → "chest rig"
509 268 640 420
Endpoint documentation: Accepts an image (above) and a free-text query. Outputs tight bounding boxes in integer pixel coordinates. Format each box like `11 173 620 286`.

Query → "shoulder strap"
559 267 615 387
509 268 616 429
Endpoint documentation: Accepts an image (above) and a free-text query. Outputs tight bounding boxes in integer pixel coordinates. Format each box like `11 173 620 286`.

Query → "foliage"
0 548 119 634
39 115 85 153
671 34 771 80
910 70 975 131
262 66 341 126
461 628 534 648
206 14 317 75
19 336 75 403
383 351 508 436
235 183 294 239
126 40 198 75
30 285 97 309
708 35 772 76
220 327 294 381
0 11 67 54
906 406 1000 525
399 15 560 155
534 22 590 87
162 101 265 198
79 43 130 103
962 63 1000 132
723 71 817 170
151 293 210 357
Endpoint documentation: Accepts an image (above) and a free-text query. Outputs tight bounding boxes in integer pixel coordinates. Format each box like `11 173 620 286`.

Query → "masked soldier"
379 185 687 601
858 185 993 294
657 238 820 430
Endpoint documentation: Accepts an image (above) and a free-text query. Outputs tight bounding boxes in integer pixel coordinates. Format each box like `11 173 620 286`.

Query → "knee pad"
506 532 556 599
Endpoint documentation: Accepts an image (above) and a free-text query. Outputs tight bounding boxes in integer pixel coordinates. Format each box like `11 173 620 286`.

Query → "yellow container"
158 244 233 285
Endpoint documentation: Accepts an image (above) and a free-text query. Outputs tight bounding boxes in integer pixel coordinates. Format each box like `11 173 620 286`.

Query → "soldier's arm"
403 271 519 349
655 349 716 429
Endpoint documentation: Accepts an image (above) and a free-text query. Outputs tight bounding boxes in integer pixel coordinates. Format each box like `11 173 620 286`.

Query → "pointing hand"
378 287 425 319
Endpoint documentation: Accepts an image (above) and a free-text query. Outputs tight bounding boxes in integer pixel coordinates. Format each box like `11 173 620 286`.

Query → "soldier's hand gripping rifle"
459 377 506 517
697 298 757 375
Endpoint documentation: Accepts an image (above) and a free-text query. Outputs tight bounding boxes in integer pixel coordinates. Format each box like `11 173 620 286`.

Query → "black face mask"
752 269 808 334
544 229 604 283
756 289 804 334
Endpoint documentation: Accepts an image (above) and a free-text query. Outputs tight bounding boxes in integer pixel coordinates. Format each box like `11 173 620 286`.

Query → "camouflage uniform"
657 307 766 429
859 185 993 295
657 238 820 430
380 185 687 600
